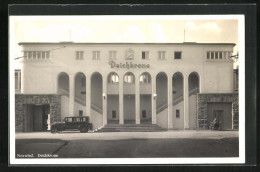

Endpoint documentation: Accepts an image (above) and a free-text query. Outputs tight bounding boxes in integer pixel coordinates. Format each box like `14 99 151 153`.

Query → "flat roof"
18 42 236 46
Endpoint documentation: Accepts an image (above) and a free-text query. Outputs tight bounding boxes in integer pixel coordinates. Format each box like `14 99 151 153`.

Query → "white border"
9 15 245 165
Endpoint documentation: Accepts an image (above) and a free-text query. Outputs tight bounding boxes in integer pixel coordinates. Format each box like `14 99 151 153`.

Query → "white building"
15 42 239 132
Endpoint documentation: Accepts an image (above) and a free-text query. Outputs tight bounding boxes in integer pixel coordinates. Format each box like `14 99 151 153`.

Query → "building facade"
15 42 239 132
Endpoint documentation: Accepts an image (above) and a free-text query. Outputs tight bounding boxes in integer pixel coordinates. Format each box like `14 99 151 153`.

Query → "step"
95 124 166 132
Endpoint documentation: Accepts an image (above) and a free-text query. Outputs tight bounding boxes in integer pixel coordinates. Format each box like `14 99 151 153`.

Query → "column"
86 75 91 122
102 76 107 125
119 75 124 124
168 75 173 129
69 73 75 116
135 78 140 124
151 75 157 124
184 74 189 129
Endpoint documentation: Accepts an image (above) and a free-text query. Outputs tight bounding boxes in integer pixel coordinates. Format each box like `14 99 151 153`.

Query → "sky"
10 15 240 67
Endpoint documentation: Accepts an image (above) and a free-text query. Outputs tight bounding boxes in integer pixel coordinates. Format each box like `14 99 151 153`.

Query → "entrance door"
213 110 224 130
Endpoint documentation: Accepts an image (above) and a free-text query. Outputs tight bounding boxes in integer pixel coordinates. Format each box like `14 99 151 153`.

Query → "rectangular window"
174 51 182 59
210 52 214 59
46 51 50 59
15 70 21 91
219 52 223 59
142 110 146 118
28 51 32 59
32 52 36 59
76 51 84 60
24 51 28 59
207 52 210 59
176 109 180 118
142 51 149 59
215 52 219 59
109 51 117 60
93 51 100 60
36 52 41 59
112 110 116 118
42 52 46 59
79 110 83 116
158 51 166 60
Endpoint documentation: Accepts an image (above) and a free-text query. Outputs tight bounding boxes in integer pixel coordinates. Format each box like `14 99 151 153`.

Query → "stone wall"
197 93 239 130
15 94 61 132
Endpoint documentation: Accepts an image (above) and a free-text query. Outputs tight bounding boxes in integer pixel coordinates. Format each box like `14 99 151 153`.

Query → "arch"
57 72 69 94
172 72 184 98
74 72 86 103
172 72 184 129
107 72 119 83
156 72 168 115
188 72 200 93
123 72 135 83
140 72 151 84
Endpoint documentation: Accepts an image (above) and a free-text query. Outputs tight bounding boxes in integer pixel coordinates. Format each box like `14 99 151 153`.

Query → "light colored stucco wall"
156 108 168 128
20 43 234 95
123 95 135 120
189 94 197 129
172 101 184 129
140 95 152 120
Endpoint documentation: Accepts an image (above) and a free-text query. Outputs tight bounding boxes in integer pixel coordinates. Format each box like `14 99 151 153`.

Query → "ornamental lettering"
109 61 150 69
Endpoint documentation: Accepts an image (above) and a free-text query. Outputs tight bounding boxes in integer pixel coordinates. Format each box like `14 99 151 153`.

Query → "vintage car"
50 116 93 133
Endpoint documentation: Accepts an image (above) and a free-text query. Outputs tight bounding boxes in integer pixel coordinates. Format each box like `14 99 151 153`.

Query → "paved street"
15 130 239 158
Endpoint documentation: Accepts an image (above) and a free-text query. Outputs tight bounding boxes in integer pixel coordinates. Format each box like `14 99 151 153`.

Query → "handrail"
58 88 102 114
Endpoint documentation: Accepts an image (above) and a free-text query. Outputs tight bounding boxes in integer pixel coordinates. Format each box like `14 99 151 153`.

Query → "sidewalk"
15 130 239 141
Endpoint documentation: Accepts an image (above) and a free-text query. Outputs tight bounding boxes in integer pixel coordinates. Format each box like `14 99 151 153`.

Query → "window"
140 73 151 83
109 51 117 60
142 51 149 60
207 51 232 60
108 73 119 83
76 51 84 60
174 51 182 59
158 51 166 60
176 109 180 118
124 73 135 83
112 110 116 118
15 70 21 91
23 51 50 60
207 52 210 59
93 51 100 60
79 110 83 116
142 110 146 118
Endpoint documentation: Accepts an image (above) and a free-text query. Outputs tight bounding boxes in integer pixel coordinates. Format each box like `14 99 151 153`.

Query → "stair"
96 124 167 132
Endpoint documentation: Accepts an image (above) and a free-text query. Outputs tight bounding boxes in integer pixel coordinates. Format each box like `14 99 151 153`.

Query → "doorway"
24 104 50 132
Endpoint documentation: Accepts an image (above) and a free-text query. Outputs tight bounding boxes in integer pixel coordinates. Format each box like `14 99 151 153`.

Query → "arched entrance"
156 72 168 128
172 72 184 129
58 72 70 120
107 72 119 124
123 72 135 124
188 72 199 129
74 72 86 116
140 72 152 124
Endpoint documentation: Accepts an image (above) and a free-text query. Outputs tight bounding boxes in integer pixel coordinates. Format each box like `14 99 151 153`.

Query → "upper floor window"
109 51 117 60
158 51 166 60
207 51 232 60
93 51 100 60
76 51 84 60
142 51 149 60
108 73 119 83
15 70 21 91
24 51 50 60
124 72 135 83
174 51 182 59
140 73 151 84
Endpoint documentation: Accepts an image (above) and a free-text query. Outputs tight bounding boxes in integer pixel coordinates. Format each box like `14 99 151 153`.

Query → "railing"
156 87 199 114
58 88 102 114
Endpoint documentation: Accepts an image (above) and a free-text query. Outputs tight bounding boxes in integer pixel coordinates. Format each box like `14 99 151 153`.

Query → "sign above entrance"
109 61 150 69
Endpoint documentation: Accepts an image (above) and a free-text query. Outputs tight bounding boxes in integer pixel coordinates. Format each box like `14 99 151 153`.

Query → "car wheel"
80 127 88 133
51 127 57 134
